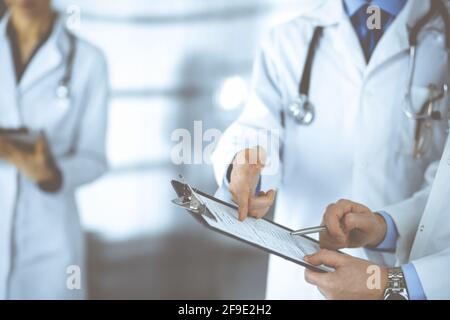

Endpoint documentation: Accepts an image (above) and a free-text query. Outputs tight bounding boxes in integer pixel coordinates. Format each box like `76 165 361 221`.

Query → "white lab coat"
0 15 108 299
212 0 449 299
380 134 450 300
383 135 450 300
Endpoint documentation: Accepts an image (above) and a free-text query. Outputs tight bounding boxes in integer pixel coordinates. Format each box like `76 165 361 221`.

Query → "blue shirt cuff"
371 211 398 251
402 263 427 300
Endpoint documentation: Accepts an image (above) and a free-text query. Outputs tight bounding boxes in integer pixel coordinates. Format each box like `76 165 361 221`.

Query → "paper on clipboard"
171 180 333 273
196 194 333 273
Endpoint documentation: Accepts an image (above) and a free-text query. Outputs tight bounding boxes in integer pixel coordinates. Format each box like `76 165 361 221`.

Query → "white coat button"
447 158 450 166
419 225 425 232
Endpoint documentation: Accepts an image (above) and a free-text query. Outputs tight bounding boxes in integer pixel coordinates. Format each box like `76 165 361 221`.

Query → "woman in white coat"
304 133 450 300
0 0 108 299
212 0 449 299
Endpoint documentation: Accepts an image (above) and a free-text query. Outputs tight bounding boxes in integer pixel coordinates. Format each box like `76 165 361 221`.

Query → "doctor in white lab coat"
212 0 449 299
0 1 108 299
303 134 450 300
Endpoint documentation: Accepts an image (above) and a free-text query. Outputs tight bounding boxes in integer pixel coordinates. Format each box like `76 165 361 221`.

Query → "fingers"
342 212 371 233
319 232 345 250
304 251 339 299
322 199 370 241
248 189 276 219
35 133 46 152
35 132 51 157
229 147 267 221
234 189 276 221
323 203 347 241
230 170 253 221
304 269 331 288
0 136 18 160
0 136 9 156
304 249 345 268
236 188 250 221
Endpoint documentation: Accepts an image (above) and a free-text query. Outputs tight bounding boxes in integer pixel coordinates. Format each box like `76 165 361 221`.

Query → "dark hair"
0 0 6 19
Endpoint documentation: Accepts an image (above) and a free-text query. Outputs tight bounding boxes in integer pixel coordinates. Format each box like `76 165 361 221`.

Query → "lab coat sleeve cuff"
57 153 107 192
402 263 427 300
378 186 431 264
370 211 398 251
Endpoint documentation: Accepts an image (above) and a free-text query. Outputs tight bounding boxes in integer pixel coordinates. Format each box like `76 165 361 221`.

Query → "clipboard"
171 179 333 273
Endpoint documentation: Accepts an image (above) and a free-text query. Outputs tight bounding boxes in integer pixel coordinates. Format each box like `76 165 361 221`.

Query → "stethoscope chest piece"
54 29 76 102
288 94 315 125
56 83 70 100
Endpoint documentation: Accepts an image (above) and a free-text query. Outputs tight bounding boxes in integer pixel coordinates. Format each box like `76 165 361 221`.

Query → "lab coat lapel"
18 17 65 94
309 0 366 76
335 13 367 77
365 0 431 78
308 0 346 27
0 14 21 126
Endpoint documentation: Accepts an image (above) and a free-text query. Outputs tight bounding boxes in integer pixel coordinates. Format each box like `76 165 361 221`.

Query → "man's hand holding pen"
299 199 390 300
318 199 388 250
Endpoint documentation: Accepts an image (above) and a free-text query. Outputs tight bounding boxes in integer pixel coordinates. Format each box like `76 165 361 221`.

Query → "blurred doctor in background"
0 0 108 299
212 0 449 299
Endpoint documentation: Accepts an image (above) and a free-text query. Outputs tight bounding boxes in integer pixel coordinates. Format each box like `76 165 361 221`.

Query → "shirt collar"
343 0 407 17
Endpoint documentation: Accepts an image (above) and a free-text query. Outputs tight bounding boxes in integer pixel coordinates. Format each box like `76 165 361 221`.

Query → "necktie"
351 3 391 62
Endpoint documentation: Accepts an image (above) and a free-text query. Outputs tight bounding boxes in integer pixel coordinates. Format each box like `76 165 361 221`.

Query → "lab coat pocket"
44 97 71 125
35 96 76 155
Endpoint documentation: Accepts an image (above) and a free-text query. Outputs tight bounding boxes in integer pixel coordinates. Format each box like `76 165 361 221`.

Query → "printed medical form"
195 194 333 272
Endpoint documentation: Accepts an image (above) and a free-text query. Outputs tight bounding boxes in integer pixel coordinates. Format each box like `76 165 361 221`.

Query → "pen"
290 225 327 236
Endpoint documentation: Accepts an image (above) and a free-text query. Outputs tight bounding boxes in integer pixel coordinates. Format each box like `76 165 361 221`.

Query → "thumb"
255 189 276 203
304 249 345 268
265 189 276 201
252 189 276 206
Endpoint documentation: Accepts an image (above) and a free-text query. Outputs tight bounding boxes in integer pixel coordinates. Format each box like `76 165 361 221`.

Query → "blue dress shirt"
343 0 407 61
344 0 407 19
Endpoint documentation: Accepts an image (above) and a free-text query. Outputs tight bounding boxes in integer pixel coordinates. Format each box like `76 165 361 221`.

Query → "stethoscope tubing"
403 0 450 121
56 28 76 100
288 0 450 126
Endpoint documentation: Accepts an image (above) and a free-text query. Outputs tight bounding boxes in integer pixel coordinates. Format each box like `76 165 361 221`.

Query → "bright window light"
216 76 249 111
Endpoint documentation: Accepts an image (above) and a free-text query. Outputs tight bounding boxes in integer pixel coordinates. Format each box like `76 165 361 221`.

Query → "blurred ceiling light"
216 76 249 111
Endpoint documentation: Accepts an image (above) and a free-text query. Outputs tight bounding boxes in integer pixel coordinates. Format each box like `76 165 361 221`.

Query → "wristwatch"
383 267 409 300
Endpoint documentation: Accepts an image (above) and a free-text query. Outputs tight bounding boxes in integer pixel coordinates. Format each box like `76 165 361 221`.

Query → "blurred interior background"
39 0 321 299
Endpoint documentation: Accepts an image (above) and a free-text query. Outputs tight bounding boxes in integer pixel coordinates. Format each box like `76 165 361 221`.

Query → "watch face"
385 292 407 300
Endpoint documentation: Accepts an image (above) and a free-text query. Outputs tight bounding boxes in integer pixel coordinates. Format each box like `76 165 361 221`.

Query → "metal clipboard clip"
171 182 217 221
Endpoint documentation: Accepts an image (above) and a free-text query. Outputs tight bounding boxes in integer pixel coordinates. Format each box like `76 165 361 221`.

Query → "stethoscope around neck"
55 29 76 101
403 0 450 121
288 26 323 126
288 0 450 126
